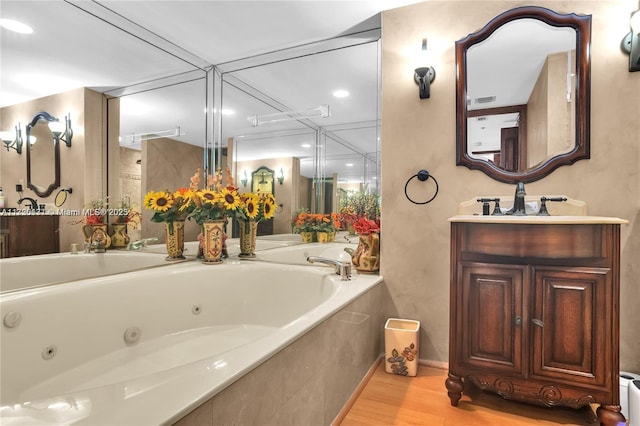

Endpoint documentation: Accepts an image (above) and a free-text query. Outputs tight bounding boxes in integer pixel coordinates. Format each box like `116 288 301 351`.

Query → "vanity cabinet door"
457 262 525 375
531 267 610 387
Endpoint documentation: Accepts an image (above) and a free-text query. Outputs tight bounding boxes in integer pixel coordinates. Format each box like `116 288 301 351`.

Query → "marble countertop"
448 215 628 225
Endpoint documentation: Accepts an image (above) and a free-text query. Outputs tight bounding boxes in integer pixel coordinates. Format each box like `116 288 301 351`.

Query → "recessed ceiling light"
221 109 235 115
346 163 354 167
333 90 349 98
1 19 33 34
301 143 311 148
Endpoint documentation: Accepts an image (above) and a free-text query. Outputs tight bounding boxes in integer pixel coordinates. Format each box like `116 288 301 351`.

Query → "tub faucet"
306 256 352 281
18 197 38 210
129 237 158 250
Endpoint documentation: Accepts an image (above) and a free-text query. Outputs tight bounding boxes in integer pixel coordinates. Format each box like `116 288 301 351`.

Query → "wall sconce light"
240 170 248 188
48 113 73 147
1 123 24 154
622 9 640 71
277 168 285 185
414 38 436 99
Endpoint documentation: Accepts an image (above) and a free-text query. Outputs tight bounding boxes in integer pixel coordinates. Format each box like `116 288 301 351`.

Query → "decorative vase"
82 224 111 250
164 220 185 260
300 231 315 243
238 219 258 258
201 219 226 264
351 233 380 273
317 231 329 243
110 223 130 248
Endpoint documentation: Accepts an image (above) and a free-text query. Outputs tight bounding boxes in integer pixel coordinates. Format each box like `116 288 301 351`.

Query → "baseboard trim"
331 355 384 425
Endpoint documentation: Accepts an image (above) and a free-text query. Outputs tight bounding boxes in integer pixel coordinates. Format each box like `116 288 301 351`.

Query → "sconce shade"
622 9 640 72
2 124 23 154
414 66 436 99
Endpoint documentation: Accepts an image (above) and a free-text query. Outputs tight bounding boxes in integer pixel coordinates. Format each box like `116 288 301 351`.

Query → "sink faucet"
18 197 38 210
87 229 108 253
129 237 158 250
506 182 527 216
306 256 352 281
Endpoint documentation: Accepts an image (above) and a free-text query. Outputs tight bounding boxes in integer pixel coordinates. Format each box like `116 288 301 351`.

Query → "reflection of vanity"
446 215 628 425
0 214 60 258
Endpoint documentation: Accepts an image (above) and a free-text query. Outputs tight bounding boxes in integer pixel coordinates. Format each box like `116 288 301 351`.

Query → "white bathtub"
0 256 382 425
0 251 172 293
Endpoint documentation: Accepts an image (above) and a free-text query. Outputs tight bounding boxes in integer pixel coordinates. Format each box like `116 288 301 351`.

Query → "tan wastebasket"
384 318 420 376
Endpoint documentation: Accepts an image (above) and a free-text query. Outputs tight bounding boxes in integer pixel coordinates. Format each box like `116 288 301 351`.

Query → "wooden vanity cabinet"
447 218 625 426
0 215 60 258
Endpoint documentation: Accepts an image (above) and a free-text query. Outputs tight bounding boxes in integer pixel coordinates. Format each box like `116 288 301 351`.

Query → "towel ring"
404 169 439 205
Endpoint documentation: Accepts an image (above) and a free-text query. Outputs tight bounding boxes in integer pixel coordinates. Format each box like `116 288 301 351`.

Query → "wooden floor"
336 359 599 426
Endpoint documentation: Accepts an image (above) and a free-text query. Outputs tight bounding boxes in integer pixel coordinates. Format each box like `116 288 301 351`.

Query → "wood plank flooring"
336 359 599 426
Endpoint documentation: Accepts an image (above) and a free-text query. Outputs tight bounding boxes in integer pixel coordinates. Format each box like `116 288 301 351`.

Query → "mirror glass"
456 6 591 183
26 112 60 198
222 39 381 235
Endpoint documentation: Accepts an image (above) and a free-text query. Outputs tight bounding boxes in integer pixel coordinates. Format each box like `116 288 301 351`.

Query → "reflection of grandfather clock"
251 166 274 195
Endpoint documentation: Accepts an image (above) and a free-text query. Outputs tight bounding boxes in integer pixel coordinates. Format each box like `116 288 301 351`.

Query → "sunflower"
147 191 174 212
198 189 219 204
243 195 260 219
220 188 241 211
263 197 276 219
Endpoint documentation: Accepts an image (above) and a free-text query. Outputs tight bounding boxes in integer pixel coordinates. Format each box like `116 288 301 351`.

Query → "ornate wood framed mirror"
26 111 62 197
251 166 275 195
455 6 591 183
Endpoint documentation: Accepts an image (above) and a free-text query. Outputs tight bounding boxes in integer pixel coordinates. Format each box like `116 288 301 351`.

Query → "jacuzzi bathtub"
0 256 382 425
0 251 173 293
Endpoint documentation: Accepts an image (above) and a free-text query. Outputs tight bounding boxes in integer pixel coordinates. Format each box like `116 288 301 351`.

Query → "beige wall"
381 0 640 371
0 88 108 252
141 137 204 243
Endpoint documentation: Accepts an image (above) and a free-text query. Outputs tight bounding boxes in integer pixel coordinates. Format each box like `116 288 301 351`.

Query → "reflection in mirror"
115 76 207 243
26 112 62 197
223 39 381 235
456 6 591 183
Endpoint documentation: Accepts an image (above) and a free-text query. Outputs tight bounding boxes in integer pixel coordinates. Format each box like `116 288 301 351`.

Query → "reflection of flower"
352 216 380 235
292 209 339 233
111 198 141 229
234 192 277 223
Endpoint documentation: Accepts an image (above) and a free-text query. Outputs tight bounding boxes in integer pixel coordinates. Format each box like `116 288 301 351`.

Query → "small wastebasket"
384 318 420 376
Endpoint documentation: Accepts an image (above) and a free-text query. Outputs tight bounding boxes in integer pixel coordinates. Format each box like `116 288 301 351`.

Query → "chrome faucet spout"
306 256 352 281
506 182 527 216
129 237 158 250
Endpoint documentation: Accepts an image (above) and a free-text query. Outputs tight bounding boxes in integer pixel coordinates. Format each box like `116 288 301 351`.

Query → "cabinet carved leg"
596 404 625 426
445 373 464 406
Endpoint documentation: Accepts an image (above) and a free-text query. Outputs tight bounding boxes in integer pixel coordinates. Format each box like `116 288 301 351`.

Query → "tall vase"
351 233 380 273
238 219 258 258
201 219 226 264
82 224 111 250
110 223 130 248
164 220 185 260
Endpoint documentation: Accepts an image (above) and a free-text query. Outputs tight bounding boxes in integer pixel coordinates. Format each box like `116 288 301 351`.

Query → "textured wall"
381 0 640 372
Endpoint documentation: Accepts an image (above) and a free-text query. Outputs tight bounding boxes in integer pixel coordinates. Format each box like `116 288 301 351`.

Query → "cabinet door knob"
514 316 522 326
532 318 544 327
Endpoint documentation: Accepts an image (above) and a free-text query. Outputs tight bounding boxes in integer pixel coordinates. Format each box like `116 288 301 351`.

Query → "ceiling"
0 0 423 183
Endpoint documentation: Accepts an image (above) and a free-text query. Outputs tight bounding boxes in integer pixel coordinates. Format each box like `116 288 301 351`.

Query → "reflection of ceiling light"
333 90 349 98
301 143 311 148
346 163 354 167
247 105 329 127
127 127 182 144
0 19 33 34
221 109 235 115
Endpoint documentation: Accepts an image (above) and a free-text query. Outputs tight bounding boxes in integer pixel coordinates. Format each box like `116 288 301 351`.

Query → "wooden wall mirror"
26 112 62 197
251 166 275 195
455 6 591 183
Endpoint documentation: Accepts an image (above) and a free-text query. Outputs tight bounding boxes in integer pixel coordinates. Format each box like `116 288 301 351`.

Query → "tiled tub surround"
0 250 171 293
0 250 383 425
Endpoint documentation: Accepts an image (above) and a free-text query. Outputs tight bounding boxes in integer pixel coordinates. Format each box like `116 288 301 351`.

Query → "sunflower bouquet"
143 188 190 232
234 192 277 223
183 168 242 225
